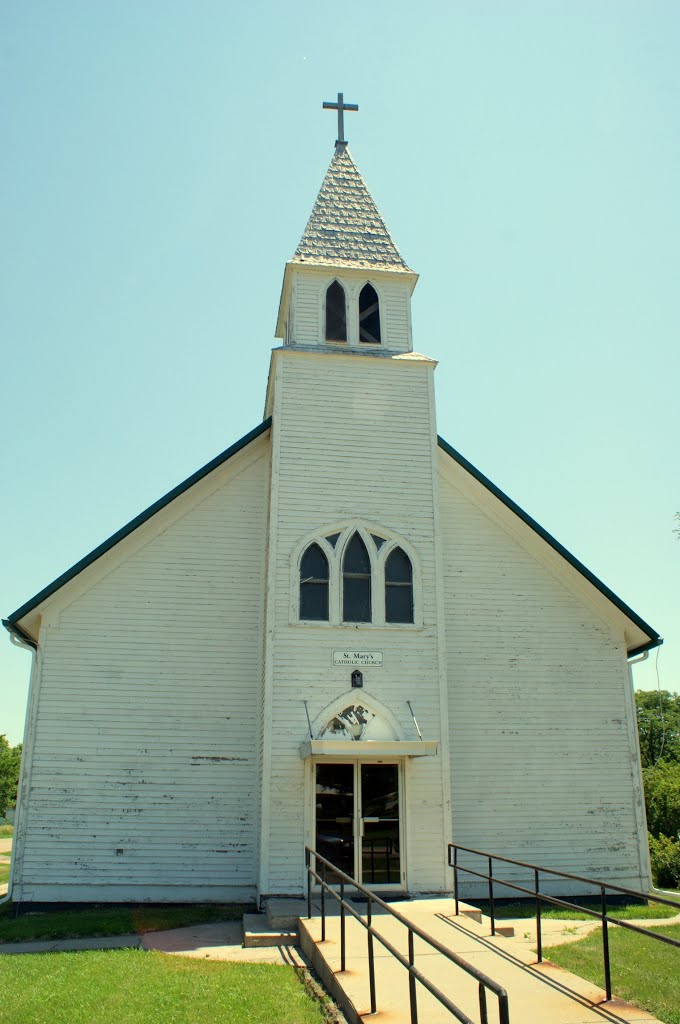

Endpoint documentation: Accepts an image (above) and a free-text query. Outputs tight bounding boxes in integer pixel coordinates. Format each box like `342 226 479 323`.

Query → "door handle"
362 817 380 823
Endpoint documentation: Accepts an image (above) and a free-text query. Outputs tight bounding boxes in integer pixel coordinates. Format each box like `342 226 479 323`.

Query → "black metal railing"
305 846 510 1024
448 842 680 1002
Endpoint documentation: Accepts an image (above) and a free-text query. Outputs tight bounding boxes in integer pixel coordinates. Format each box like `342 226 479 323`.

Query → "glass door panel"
315 763 354 883
360 764 400 886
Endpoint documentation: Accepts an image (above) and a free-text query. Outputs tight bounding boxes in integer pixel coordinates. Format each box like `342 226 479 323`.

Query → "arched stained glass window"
385 547 413 623
343 533 371 622
300 543 329 621
325 280 347 341
359 284 381 344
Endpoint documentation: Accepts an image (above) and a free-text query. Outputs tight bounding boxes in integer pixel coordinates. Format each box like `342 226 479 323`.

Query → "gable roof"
3 419 272 645
292 144 411 272
4 417 660 658
437 435 662 657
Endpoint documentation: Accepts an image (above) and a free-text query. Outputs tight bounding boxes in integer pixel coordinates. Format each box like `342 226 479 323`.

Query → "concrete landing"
142 920 306 964
300 896 662 1024
2 921 305 965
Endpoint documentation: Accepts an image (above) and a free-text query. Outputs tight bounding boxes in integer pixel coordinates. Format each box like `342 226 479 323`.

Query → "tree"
0 735 22 818
643 762 680 840
634 690 680 768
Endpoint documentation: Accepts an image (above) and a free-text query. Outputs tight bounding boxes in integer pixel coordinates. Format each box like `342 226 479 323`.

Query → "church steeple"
275 127 418 350
292 144 411 273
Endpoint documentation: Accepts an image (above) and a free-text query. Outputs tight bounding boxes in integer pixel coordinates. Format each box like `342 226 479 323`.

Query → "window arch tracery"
293 524 419 627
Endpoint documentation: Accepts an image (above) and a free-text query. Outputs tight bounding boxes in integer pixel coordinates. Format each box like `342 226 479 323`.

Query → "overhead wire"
652 645 666 768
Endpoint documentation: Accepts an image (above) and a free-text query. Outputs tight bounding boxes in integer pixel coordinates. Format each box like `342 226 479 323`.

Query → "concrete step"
456 901 514 935
242 913 298 948
458 905 483 924
264 897 307 929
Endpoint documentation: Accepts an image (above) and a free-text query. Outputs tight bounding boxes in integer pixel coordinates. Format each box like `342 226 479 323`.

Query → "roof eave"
2 618 38 649
290 258 417 281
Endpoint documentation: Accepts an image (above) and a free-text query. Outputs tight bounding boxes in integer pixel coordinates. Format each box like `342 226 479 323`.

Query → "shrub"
648 832 680 889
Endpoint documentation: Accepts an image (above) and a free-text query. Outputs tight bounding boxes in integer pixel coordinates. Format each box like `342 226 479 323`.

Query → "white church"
4 105 662 907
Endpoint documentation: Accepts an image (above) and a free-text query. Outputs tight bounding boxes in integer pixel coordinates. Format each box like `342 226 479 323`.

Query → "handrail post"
321 861 326 942
478 982 489 1024
488 856 496 936
408 929 418 1024
453 846 459 916
535 868 542 962
601 886 612 1001
340 879 346 973
306 849 312 920
367 895 377 1014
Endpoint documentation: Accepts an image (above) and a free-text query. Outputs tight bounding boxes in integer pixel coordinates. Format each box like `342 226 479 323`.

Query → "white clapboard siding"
288 269 413 352
292 275 320 345
262 349 448 895
14 439 270 903
379 280 412 353
437 459 649 895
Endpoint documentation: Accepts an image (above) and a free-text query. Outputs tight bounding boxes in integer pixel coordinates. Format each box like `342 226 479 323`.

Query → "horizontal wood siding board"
439 472 647 887
16 448 269 893
15 884 256 903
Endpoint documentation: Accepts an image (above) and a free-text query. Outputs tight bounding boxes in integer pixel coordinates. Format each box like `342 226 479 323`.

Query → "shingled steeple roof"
292 144 411 272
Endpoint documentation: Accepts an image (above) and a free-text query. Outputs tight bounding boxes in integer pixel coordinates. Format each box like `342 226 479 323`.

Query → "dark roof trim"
2 619 38 650
437 435 662 652
7 419 272 628
627 638 662 659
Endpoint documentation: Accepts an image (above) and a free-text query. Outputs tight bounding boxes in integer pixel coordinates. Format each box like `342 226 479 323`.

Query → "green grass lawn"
0 861 9 884
545 923 680 1024
0 823 14 837
0 901 245 944
472 894 680 920
1 949 326 1024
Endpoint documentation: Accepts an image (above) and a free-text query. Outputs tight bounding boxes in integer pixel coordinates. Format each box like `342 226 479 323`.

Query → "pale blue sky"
1 1 678 744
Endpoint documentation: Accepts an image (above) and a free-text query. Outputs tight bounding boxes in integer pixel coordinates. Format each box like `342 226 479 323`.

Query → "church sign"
332 650 383 667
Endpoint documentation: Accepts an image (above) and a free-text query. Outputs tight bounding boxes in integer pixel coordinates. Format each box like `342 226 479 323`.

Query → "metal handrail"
305 846 510 1024
448 842 680 1002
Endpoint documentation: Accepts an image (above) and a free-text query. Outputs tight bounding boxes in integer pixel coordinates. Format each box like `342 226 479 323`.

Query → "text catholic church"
4 100 661 906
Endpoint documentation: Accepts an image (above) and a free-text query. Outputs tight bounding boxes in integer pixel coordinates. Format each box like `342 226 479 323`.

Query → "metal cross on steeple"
322 92 359 145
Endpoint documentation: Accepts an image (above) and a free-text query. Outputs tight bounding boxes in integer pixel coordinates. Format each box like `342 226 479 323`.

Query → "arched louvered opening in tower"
359 284 381 344
385 547 413 623
325 280 347 342
343 533 371 622
300 543 329 620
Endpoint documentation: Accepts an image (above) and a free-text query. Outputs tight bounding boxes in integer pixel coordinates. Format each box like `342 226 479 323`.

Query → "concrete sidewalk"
300 897 665 1024
0 920 305 965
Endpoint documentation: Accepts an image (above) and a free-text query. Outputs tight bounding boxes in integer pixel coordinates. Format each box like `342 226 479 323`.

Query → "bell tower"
259 98 451 900
274 101 418 356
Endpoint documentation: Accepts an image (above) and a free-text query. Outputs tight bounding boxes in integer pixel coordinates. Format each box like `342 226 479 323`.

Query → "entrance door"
360 763 400 886
314 762 402 888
